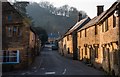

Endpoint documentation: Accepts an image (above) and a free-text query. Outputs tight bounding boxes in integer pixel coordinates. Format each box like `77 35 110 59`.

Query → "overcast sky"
9 0 116 18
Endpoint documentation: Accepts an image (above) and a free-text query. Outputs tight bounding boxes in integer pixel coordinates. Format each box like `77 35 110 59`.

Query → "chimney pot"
78 12 82 22
97 5 104 16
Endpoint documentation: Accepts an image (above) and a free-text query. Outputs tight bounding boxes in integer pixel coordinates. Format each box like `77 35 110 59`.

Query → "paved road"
3 46 106 76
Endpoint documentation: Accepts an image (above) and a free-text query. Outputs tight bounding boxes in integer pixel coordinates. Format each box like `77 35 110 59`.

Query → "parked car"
52 44 58 50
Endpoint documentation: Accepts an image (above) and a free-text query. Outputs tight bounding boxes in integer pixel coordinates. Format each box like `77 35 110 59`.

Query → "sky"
8 0 116 18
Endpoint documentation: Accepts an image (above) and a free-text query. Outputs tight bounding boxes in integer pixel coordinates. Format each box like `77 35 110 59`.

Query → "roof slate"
98 1 118 23
65 16 91 35
78 1 119 32
59 0 119 41
78 11 106 31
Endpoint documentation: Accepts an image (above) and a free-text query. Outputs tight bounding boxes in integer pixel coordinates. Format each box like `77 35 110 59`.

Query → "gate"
0 50 19 64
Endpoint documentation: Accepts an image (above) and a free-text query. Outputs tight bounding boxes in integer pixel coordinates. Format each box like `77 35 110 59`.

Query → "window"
85 29 86 37
102 24 104 32
95 46 98 58
67 35 69 41
8 15 12 22
113 15 116 28
80 32 81 38
95 25 98 35
13 26 17 36
105 19 108 32
18 27 22 38
8 27 11 33
7 26 12 37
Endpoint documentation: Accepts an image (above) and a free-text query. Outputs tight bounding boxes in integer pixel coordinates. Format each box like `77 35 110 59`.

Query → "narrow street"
3 45 106 75
1 1 120 76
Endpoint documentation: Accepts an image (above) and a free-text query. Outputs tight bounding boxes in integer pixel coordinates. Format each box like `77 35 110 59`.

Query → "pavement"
2 45 107 76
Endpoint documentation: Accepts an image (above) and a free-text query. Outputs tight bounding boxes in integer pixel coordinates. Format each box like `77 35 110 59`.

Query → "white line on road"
38 58 43 68
22 58 43 75
34 70 37 72
48 49 52 50
32 67 37 70
21 73 26 75
45 72 55 75
26 71 31 75
62 69 66 75
41 68 45 70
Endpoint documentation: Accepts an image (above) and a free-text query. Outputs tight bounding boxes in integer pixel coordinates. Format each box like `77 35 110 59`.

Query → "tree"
13 1 29 17
79 11 87 19
61 5 69 17
32 27 48 46
26 2 88 36
69 7 78 17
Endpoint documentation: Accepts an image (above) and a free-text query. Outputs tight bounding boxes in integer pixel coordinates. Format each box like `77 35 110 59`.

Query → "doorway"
106 48 111 72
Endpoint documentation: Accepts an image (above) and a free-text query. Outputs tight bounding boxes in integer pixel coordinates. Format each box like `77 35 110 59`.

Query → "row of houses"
58 0 120 76
2 2 41 71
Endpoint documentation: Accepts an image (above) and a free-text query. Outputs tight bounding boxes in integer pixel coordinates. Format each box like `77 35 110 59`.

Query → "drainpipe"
72 31 78 60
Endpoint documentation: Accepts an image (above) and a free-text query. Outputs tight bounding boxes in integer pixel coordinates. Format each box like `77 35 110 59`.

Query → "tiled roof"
98 1 118 23
65 16 91 35
79 16 98 31
78 1 119 32
58 0 119 41
78 11 106 31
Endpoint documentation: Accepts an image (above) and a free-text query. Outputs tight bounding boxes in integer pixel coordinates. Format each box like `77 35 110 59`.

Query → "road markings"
48 49 52 50
20 56 43 75
27 58 43 74
45 72 55 75
34 70 37 72
26 71 31 74
21 73 26 75
41 68 45 70
32 67 37 69
38 58 43 68
62 69 66 75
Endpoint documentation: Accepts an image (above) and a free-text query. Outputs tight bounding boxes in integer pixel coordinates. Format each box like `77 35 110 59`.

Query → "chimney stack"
78 12 82 22
97 5 104 16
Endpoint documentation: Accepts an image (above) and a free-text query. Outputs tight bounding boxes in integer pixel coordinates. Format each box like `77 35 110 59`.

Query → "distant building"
48 33 59 43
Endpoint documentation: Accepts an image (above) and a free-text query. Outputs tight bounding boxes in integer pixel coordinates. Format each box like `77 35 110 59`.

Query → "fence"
0 50 19 64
